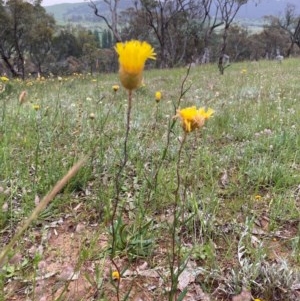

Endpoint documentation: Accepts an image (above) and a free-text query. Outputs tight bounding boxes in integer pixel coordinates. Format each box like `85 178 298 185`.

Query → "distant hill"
44 0 300 25
238 0 300 19
44 0 132 23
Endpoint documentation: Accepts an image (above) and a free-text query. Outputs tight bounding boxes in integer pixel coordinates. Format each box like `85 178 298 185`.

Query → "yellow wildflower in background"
175 106 214 133
33 104 40 111
115 40 156 91
0 76 9 82
112 270 120 280
112 84 120 92
155 91 162 103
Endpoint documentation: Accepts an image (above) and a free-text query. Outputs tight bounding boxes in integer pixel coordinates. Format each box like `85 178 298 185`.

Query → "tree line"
1 0 300 78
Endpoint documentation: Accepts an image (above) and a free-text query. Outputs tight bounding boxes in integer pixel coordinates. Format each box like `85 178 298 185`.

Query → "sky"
42 0 86 6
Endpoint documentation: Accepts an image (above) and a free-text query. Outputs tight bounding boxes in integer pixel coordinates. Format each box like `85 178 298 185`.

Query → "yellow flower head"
112 271 120 281
155 91 162 103
0 76 9 82
240 69 247 75
175 106 214 133
115 40 156 90
112 84 120 92
33 104 40 111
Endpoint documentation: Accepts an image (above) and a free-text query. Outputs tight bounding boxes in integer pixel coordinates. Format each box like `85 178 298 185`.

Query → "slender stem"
153 102 159 130
175 133 187 197
169 132 187 301
34 112 40 190
111 89 133 301
123 90 132 165
147 64 192 201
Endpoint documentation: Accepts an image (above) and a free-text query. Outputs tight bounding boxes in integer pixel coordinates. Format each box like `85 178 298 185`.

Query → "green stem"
169 132 187 301
111 89 133 301
147 64 192 201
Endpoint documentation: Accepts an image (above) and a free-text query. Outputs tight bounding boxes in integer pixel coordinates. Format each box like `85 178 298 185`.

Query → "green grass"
0 60 300 300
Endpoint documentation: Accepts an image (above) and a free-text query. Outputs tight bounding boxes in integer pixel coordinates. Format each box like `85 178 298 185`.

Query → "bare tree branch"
89 0 122 42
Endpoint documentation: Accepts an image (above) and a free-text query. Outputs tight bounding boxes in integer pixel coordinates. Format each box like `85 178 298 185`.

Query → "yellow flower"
240 69 247 75
0 76 9 82
112 85 120 92
175 106 214 133
255 195 262 200
155 91 162 103
112 271 120 281
197 107 214 120
115 40 156 91
33 104 40 111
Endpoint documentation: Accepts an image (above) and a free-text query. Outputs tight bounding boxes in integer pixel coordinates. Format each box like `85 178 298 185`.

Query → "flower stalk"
110 40 156 301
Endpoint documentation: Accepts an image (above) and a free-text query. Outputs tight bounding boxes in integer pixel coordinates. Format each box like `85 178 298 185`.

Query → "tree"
89 0 122 42
226 24 250 61
198 0 224 64
138 0 186 67
247 32 266 60
269 4 300 57
52 31 82 61
216 0 248 75
82 43 100 74
261 16 290 58
101 29 113 48
138 0 216 67
0 0 56 78
0 0 32 78
76 27 100 74
119 6 152 42
0 1 16 76
101 30 108 48
28 5 55 74
93 29 101 47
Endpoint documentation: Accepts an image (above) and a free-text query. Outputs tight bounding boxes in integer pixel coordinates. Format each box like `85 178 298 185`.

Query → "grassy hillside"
44 0 300 26
45 2 96 23
45 0 132 23
1 59 300 300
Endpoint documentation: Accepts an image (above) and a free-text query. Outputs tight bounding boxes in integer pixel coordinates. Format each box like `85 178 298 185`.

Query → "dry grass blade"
0 156 87 267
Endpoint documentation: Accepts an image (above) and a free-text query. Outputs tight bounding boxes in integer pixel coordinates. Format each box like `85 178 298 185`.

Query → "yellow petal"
115 40 156 90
